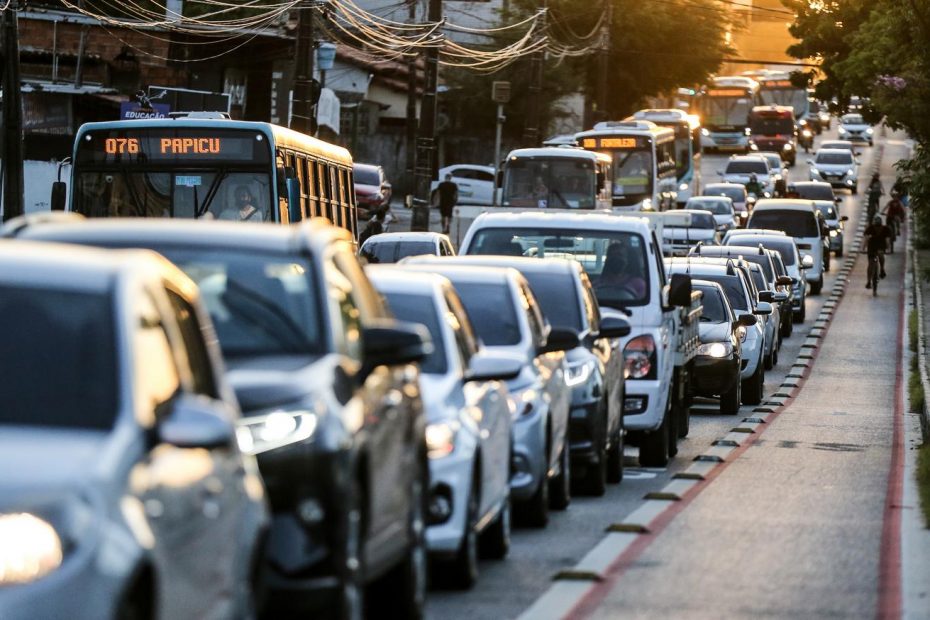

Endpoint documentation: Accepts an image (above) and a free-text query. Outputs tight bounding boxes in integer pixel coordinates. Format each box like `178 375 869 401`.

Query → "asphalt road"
420 124 896 619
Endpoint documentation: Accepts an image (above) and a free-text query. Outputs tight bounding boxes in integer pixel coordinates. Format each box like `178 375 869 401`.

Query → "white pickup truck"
460 211 701 466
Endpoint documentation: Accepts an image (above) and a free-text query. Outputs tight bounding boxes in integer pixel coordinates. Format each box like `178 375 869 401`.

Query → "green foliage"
910 309 919 353
910 355 924 413
917 443 930 528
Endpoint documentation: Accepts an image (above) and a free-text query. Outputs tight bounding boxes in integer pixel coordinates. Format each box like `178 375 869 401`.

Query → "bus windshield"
760 87 808 119
699 93 753 130
670 124 692 180
609 148 654 206
502 158 596 209
73 127 274 221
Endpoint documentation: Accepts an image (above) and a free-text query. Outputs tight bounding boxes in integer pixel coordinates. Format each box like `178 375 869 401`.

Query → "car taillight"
624 335 657 380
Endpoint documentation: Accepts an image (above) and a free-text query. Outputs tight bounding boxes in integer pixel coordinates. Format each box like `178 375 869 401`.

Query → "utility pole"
405 0 418 187
74 0 88 88
1 3 25 221
597 0 612 124
292 1 317 134
411 0 441 231
522 4 546 145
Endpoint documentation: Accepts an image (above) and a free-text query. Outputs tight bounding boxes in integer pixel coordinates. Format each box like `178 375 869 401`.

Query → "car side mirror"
50 181 67 212
736 313 757 327
362 320 432 374
855 151 863 157
758 290 775 303
841 215 849 222
158 394 236 449
773 291 788 302
465 353 523 382
776 275 793 286
753 301 773 316
539 327 580 354
801 254 815 269
596 315 631 339
668 273 693 308
834 197 843 204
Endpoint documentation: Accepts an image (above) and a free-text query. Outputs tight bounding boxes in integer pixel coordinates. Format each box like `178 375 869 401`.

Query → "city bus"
54 116 358 238
697 76 761 153
575 120 678 211
758 75 811 126
629 109 702 206
449 147 612 245
748 105 798 165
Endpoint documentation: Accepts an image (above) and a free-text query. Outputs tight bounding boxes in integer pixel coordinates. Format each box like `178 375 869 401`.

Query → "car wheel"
852 185 859 195
667 399 680 459
741 357 765 406
518 454 550 528
764 342 775 370
676 370 691 439
444 475 479 589
334 479 364 620
824 253 831 271
639 399 671 468
837 245 844 258
478 497 510 560
811 277 823 295
549 440 573 507
720 377 741 415
606 427 624 484
371 459 427 619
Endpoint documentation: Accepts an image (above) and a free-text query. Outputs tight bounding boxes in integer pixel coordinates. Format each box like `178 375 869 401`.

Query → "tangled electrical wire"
49 0 606 72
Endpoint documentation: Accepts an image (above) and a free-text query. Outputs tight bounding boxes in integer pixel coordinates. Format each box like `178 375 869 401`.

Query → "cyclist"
867 174 884 221
885 195 906 234
864 214 890 288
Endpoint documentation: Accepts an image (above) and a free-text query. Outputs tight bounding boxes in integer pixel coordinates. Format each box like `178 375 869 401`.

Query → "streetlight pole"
292 1 317 134
522 3 546 145
411 0 441 231
1 3 25 221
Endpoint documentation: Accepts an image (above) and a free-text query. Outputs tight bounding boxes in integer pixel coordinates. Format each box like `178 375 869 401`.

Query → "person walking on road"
864 214 890 288
437 173 459 235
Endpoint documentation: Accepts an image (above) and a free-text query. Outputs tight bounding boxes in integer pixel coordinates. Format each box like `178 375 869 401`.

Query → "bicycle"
867 251 881 296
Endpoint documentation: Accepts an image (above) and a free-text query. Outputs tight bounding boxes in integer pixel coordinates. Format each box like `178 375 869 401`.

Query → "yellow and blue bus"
58 116 358 238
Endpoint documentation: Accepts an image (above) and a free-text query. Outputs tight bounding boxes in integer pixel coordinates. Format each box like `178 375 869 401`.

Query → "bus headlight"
0 513 63 585
679 183 689 191
701 128 710 137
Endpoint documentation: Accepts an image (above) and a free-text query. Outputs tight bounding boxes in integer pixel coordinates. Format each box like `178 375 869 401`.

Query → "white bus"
697 76 761 153
450 147 611 245
630 109 702 206
575 120 679 211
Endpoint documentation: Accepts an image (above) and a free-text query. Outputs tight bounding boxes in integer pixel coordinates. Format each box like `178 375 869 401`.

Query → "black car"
7 217 432 619
691 280 757 414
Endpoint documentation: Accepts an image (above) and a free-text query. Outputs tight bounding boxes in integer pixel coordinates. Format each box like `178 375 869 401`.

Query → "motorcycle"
798 128 814 153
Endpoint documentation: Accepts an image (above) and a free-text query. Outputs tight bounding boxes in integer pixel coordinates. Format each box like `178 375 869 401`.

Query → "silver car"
838 112 874 145
400 264 574 527
360 231 456 263
685 196 736 232
808 148 859 192
0 242 267 620
368 268 519 588
812 199 850 257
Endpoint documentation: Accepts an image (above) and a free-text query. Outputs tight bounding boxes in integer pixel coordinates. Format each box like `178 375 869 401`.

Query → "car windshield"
726 160 768 174
467 228 650 309
668 211 715 230
748 210 819 238
761 155 782 170
449 280 522 346
706 186 746 203
695 286 728 322
154 248 323 358
502 158 596 209
843 114 864 124
0 285 118 430
729 236 797 266
816 152 853 165
815 203 838 220
794 185 835 201
749 267 767 292
354 166 380 185
381 292 447 374
361 241 436 264
687 199 731 215
521 271 584 332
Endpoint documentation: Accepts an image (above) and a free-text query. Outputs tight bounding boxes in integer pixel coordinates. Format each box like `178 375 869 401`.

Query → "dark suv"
7 216 431 619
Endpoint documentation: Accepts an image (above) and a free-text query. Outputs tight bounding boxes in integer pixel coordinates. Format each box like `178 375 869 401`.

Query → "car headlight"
847 168 855 175
829 229 839 237
701 128 710 137
679 182 689 191
744 127 752 136
783 143 794 151
237 409 319 455
426 420 460 459
866 127 874 134
0 513 63 585
810 167 820 176
697 342 733 358
565 359 596 387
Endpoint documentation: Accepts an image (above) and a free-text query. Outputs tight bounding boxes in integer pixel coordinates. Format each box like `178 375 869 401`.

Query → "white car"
360 231 455 263
719 155 775 195
838 113 874 146
685 196 736 231
703 182 750 227
808 148 859 193
662 209 719 256
431 165 497 206
819 139 858 156
746 200 825 294
812 200 850 257
367 268 519 588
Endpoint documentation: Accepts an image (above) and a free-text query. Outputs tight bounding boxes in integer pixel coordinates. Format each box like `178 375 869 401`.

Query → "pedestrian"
437 173 459 235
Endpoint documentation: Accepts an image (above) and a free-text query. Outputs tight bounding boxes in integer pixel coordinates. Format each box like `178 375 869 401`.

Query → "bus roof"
630 109 701 129
74 118 353 165
712 76 759 89
751 105 795 117
576 121 675 142
506 147 610 163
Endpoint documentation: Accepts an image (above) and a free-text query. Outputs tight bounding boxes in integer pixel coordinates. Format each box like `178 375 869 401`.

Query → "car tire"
667 400 680 459
518 458 550 528
764 342 774 370
741 356 765 406
116 569 155 620
371 458 427 619
333 478 364 620
824 253 831 271
549 441 573 507
640 400 671 468
837 245 844 258
478 497 510 560
606 427 624 484
811 277 823 295
720 378 741 415
676 369 691 439
852 185 859 195
444 475 479 589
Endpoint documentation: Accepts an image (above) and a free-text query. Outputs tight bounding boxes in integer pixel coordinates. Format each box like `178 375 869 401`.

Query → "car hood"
0 428 109 506
226 354 330 413
841 124 869 131
813 163 853 171
699 321 731 343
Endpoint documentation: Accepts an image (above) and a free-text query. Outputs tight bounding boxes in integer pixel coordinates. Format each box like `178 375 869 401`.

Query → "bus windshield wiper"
195 169 227 218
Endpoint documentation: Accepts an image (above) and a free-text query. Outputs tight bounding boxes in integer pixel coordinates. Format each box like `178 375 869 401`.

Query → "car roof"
8 216 352 257
441 164 494 172
469 211 652 235
395 263 522 286
814 148 853 156
353 163 382 171
402 255 580 277
821 140 852 146
506 147 609 163
666 256 734 272
687 196 732 203
727 155 768 162
726 228 787 237
362 231 446 244
704 182 746 190
366 265 450 298
696 244 770 258
751 199 819 212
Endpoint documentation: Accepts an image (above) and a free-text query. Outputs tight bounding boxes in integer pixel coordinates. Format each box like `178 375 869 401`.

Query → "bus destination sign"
706 88 749 97
581 136 646 149
77 129 271 165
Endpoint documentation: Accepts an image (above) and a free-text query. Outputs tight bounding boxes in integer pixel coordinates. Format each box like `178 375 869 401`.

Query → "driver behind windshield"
598 242 646 299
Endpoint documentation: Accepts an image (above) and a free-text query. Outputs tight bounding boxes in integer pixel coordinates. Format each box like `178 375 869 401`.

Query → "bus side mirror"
50 182 67 211
286 178 302 223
